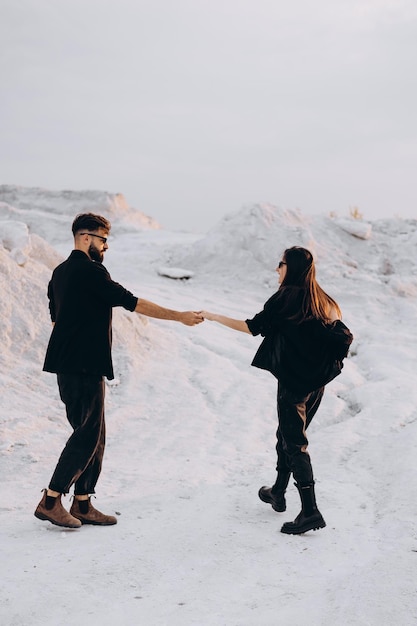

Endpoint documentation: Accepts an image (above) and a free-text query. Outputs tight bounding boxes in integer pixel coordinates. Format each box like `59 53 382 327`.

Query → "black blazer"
43 250 137 379
246 289 353 395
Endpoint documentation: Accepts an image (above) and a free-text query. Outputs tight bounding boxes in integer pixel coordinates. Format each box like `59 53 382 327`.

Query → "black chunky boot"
280 482 326 534
258 472 291 512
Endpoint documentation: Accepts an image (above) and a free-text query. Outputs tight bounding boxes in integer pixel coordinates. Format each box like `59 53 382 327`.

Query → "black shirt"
43 250 138 379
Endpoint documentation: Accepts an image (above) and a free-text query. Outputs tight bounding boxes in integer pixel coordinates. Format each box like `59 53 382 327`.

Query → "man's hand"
180 311 204 326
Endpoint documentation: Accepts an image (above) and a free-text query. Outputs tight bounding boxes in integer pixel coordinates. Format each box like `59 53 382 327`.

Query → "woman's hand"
201 311 251 334
201 310 216 321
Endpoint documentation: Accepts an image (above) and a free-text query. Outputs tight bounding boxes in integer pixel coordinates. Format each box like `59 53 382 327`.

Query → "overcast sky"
1 0 417 231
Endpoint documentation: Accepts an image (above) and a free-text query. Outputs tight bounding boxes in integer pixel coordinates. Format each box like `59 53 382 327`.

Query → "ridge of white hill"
0 184 159 245
167 202 417 298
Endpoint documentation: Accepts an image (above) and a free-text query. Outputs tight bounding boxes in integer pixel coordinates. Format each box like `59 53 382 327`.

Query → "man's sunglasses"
80 233 108 244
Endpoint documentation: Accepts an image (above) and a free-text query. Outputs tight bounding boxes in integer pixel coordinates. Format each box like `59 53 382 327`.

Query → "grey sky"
1 0 416 230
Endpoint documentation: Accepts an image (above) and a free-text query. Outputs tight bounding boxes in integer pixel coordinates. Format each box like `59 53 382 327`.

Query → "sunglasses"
278 261 287 268
80 233 108 244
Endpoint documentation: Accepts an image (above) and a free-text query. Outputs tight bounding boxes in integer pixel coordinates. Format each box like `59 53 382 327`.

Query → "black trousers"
276 384 324 486
48 373 106 495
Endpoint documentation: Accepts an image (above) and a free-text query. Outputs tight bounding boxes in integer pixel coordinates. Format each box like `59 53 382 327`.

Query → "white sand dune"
1 190 416 625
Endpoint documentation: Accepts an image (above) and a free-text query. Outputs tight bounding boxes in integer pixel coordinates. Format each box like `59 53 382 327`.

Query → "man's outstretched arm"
135 299 204 326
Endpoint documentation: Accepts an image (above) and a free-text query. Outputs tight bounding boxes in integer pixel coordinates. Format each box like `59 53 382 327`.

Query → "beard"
88 243 104 263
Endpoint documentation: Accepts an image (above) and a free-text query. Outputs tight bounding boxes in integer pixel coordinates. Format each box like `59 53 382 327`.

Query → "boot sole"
70 511 117 526
70 514 117 526
34 511 81 529
280 519 326 535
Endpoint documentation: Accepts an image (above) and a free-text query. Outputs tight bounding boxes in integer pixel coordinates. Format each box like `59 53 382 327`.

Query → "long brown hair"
279 246 341 323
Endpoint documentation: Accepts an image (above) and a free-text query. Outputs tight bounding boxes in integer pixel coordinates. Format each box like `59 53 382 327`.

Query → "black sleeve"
89 263 138 311
47 278 56 322
326 320 354 360
246 311 267 336
246 292 282 337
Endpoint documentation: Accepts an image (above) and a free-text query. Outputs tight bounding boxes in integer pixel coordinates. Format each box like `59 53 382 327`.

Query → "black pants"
276 384 324 486
48 373 106 495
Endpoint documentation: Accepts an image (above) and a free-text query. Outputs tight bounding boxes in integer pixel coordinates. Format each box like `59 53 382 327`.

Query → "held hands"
200 310 250 333
179 310 226 326
180 310 218 326
180 311 205 326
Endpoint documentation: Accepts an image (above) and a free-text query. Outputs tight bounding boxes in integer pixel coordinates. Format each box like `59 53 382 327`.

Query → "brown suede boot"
34 489 82 528
70 497 117 526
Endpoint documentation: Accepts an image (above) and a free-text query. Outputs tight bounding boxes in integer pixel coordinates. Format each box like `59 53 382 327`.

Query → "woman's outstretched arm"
201 310 251 334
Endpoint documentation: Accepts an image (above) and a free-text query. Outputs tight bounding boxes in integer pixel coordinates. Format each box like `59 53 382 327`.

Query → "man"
35 213 203 529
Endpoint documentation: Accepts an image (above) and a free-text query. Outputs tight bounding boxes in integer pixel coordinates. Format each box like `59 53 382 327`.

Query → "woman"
202 246 352 535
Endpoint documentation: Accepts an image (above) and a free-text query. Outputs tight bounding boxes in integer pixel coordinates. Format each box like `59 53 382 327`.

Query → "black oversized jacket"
246 288 353 395
43 250 138 379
